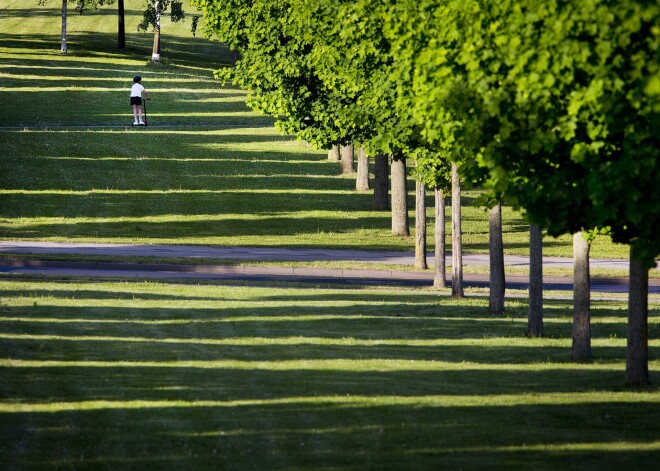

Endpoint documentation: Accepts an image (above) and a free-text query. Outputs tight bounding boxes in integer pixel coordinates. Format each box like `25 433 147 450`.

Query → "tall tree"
488 203 505 315
356 146 370 191
572 231 592 360
528 224 544 337
433 187 447 289
328 145 340 162
401 0 659 379
373 154 389 210
340 143 354 174
627 247 649 385
391 156 409 237
450 163 463 298
414 179 427 270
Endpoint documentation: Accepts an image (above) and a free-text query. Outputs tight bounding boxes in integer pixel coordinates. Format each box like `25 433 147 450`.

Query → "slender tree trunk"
415 180 427 270
373 154 389 210
152 1 161 62
340 143 354 174
528 224 543 337
627 246 649 385
391 156 409 236
489 203 505 314
572 231 592 360
356 146 370 191
328 144 340 161
451 162 463 298
117 0 126 49
434 187 446 289
60 0 67 53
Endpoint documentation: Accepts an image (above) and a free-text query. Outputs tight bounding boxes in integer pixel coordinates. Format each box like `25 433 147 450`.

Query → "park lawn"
0 276 659 470
0 0 632 260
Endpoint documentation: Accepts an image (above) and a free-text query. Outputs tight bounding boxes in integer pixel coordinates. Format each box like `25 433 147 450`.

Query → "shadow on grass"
2 400 659 470
1 279 659 469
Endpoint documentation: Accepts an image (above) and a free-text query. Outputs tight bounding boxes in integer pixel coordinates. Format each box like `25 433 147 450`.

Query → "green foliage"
137 0 186 32
387 0 660 267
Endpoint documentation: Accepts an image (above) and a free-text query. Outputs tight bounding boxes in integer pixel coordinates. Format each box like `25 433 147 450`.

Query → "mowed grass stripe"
2 392 660 414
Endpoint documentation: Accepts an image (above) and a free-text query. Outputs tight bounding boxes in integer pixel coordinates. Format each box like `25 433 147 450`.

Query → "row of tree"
41 0 194 60
190 0 659 385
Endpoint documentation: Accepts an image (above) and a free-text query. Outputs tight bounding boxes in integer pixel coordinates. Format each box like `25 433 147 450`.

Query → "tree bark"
528 224 543 337
434 187 446 289
627 246 650 385
391 156 409 236
451 162 463 298
415 180 427 270
328 144 340 162
373 154 389 210
489 203 505 315
60 0 67 53
356 146 370 191
152 1 161 62
572 231 592 360
340 143 354 174
117 0 126 49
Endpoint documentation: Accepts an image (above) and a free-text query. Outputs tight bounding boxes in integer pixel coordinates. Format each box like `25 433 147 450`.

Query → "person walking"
130 75 150 126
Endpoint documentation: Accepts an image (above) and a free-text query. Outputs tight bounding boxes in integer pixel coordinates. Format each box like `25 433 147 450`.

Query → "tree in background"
39 0 112 53
138 0 186 62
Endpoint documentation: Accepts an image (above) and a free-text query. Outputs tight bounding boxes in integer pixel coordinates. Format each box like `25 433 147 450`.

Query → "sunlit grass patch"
0 277 659 469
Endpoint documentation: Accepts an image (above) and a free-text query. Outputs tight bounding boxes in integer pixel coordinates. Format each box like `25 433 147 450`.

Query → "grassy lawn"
2 3 658 470
0 277 659 469
0 0 631 260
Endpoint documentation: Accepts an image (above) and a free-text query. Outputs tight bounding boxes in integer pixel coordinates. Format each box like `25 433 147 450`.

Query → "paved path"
1 241 658 294
0 241 638 269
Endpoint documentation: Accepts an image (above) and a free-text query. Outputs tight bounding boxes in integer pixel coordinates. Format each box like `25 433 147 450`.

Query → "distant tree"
138 0 186 62
39 0 111 53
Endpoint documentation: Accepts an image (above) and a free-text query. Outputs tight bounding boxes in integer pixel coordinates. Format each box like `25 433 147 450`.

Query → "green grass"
1 277 659 469
0 0 632 259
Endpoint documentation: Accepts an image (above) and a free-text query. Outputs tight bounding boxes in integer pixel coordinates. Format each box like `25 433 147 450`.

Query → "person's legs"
137 105 144 124
132 104 139 124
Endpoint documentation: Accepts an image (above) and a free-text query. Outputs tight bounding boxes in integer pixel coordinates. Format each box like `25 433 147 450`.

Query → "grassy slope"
0 1 633 260
0 278 659 470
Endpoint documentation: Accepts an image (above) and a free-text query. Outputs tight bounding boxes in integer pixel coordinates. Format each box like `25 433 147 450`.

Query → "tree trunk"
391 156 409 236
60 0 67 53
627 246 649 386
415 180 427 270
528 224 543 337
340 143 354 174
489 203 505 314
328 144 340 161
373 154 389 210
152 1 161 62
434 187 446 289
356 146 370 191
451 162 463 298
572 231 592 360
117 0 126 49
